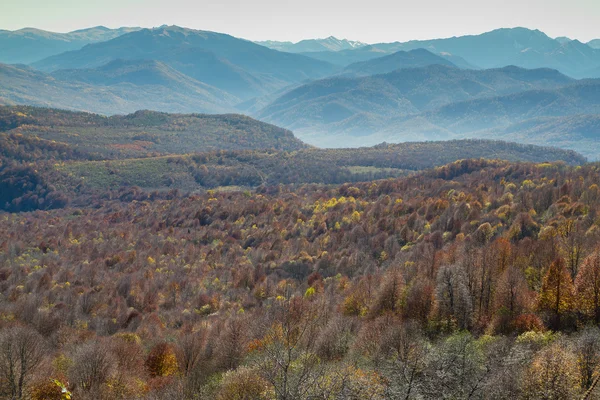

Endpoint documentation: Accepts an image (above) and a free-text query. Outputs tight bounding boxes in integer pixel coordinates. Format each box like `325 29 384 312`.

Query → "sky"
2 0 599 43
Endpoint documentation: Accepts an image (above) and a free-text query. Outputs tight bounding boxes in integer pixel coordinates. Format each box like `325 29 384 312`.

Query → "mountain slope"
256 36 368 53
32 26 339 100
489 114 600 159
369 82 600 158
0 62 238 114
0 26 140 64
422 80 600 132
343 49 456 76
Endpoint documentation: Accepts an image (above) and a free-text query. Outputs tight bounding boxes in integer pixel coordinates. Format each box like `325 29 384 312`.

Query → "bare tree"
382 322 428 400
0 326 46 400
176 330 206 376
435 264 473 330
253 292 326 400
69 340 115 398
575 327 600 392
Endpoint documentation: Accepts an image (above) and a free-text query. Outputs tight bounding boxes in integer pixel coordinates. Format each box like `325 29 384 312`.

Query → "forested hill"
0 133 586 212
0 106 307 158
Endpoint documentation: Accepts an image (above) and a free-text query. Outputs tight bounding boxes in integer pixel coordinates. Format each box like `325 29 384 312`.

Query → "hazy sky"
2 0 599 43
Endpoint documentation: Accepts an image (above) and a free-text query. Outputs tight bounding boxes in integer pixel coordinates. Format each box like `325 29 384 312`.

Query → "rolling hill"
0 26 140 64
0 106 307 159
255 64 600 157
420 80 600 133
32 25 339 100
0 62 238 114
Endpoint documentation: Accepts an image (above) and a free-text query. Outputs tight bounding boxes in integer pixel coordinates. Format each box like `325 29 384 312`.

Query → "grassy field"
58 157 198 190
344 165 406 176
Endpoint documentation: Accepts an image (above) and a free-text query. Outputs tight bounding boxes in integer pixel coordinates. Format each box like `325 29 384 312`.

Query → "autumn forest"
3 155 600 398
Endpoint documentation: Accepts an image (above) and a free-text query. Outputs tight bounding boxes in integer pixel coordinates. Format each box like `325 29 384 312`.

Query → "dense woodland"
3 159 600 399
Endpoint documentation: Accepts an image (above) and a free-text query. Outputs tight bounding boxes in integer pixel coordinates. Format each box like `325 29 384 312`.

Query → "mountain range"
256 36 367 53
256 64 575 130
342 49 457 76
296 28 600 79
0 24 599 157
256 65 600 157
31 26 338 100
0 26 141 64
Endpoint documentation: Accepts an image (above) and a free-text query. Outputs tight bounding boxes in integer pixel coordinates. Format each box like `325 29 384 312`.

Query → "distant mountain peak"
256 36 368 53
555 36 572 44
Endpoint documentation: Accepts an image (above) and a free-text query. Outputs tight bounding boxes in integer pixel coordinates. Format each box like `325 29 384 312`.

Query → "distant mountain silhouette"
33 26 339 100
297 28 600 78
256 36 367 53
0 26 140 64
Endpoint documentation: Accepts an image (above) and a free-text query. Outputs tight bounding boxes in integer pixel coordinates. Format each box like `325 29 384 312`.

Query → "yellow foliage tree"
145 343 178 378
575 252 600 325
522 343 580 399
538 258 575 329
217 367 273 400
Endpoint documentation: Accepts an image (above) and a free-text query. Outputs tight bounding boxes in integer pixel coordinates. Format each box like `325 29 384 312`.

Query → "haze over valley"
1 24 600 158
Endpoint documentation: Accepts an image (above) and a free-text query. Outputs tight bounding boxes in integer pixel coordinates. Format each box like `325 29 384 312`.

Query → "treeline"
3 161 600 398
65 141 585 193
0 133 98 162
0 159 70 212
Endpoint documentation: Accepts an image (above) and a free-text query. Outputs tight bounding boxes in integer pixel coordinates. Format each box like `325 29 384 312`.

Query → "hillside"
0 26 140 64
584 65 600 79
32 26 339 100
0 106 307 159
0 62 239 114
343 49 456 76
257 65 575 133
